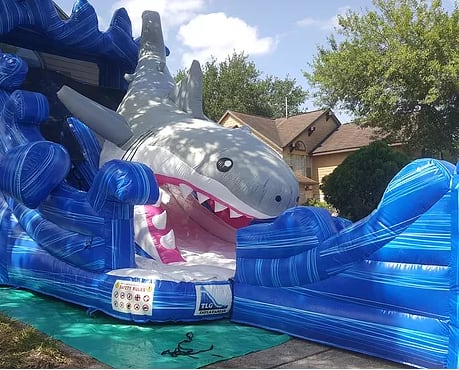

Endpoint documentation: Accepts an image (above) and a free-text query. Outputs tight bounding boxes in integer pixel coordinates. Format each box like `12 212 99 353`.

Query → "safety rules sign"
112 280 154 316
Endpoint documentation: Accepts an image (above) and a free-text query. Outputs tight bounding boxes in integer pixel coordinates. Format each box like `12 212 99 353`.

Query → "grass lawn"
0 313 108 368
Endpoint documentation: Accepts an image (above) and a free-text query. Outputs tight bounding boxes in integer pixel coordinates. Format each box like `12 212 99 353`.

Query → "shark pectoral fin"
124 73 134 83
57 85 133 146
171 60 206 119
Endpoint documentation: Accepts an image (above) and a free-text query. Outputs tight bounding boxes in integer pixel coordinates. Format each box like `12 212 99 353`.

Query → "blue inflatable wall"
232 159 459 368
0 0 138 89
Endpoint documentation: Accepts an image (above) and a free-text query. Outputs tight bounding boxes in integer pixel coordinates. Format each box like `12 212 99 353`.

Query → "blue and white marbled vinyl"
0 52 233 323
233 160 459 368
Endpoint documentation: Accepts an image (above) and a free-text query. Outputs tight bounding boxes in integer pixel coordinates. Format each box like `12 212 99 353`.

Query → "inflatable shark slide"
0 0 299 323
0 1 459 368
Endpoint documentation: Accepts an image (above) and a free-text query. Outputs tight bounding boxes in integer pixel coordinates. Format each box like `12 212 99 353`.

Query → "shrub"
321 140 411 221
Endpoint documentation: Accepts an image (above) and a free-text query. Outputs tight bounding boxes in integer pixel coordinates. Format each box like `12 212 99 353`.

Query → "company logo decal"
194 284 232 316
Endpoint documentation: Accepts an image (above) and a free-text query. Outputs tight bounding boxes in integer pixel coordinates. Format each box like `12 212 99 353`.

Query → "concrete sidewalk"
59 326 413 369
203 338 412 369
64 335 412 369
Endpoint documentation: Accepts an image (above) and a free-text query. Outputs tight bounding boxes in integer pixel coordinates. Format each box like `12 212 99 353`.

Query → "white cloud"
297 6 350 31
297 15 338 31
111 0 205 37
177 12 277 68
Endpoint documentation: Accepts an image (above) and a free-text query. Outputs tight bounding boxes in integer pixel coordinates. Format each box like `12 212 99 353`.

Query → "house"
219 109 342 203
219 110 390 203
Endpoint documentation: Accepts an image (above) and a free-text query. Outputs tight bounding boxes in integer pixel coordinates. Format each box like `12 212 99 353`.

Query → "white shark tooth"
214 201 227 213
229 209 243 218
152 210 167 230
159 229 176 249
152 192 161 207
152 188 168 206
160 188 171 205
179 183 193 198
196 192 209 204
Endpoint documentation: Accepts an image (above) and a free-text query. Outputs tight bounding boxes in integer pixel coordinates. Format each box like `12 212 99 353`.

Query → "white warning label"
112 280 154 316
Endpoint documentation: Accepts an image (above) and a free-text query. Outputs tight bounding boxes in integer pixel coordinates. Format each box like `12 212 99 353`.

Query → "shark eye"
217 158 233 172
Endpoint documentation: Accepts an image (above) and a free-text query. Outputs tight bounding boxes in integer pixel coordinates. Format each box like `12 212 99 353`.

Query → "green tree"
203 52 269 121
306 0 459 157
175 52 308 121
321 140 411 221
262 75 309 118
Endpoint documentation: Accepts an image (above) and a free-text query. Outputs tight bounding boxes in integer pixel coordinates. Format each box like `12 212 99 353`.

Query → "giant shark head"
58 10 299 263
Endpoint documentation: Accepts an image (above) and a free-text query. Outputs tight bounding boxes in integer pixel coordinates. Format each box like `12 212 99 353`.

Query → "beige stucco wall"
312 151 355 200
297 184 314 205
282 114 339 178
220 115 242 129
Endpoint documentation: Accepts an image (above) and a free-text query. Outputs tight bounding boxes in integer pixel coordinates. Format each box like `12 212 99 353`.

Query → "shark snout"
258 172 299 217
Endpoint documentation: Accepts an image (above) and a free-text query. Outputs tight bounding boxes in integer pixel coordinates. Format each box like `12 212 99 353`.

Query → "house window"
288 140 306 152
294 140 306 151
285 153 308 176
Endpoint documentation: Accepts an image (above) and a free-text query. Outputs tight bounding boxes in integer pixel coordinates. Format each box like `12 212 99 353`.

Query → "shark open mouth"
134 175 260 266
156 174 255 230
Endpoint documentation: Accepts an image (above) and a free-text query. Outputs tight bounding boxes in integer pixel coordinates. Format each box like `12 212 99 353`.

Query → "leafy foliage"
321 140 411 221
306 0 459 157
175 52 308 121
301 198 337 214
261 74 309 118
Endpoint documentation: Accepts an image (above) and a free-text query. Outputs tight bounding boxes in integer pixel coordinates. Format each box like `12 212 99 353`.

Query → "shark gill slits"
275 195 282 202
217 157 233 172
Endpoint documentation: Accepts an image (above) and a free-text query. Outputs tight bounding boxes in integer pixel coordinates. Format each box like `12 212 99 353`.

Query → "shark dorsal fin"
57 85 133 146
171 60 206 119
139 11 167 72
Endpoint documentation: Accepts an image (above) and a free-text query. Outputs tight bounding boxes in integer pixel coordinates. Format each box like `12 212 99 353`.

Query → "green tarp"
0 287 290 368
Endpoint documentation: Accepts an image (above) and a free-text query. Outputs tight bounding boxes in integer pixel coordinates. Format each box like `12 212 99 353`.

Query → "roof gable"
276 110 329 146
222 111 282 145
222 109 335 148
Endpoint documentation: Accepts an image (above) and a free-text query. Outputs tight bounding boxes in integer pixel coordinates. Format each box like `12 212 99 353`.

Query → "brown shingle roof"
223 111 282 144
294 172 318 185
312 123 383 155
223 109 330 148
276 110 325 147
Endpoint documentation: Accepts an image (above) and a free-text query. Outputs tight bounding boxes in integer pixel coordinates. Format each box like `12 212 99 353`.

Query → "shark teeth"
152 210 167 230
177 183 245 218
160 229 176 249
153 188 171 207
196 192 209 204
179 183 193 198
213 201 227 213
229 209 243 218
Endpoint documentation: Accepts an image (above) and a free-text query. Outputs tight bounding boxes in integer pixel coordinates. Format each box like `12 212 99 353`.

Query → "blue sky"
55 0 452 123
